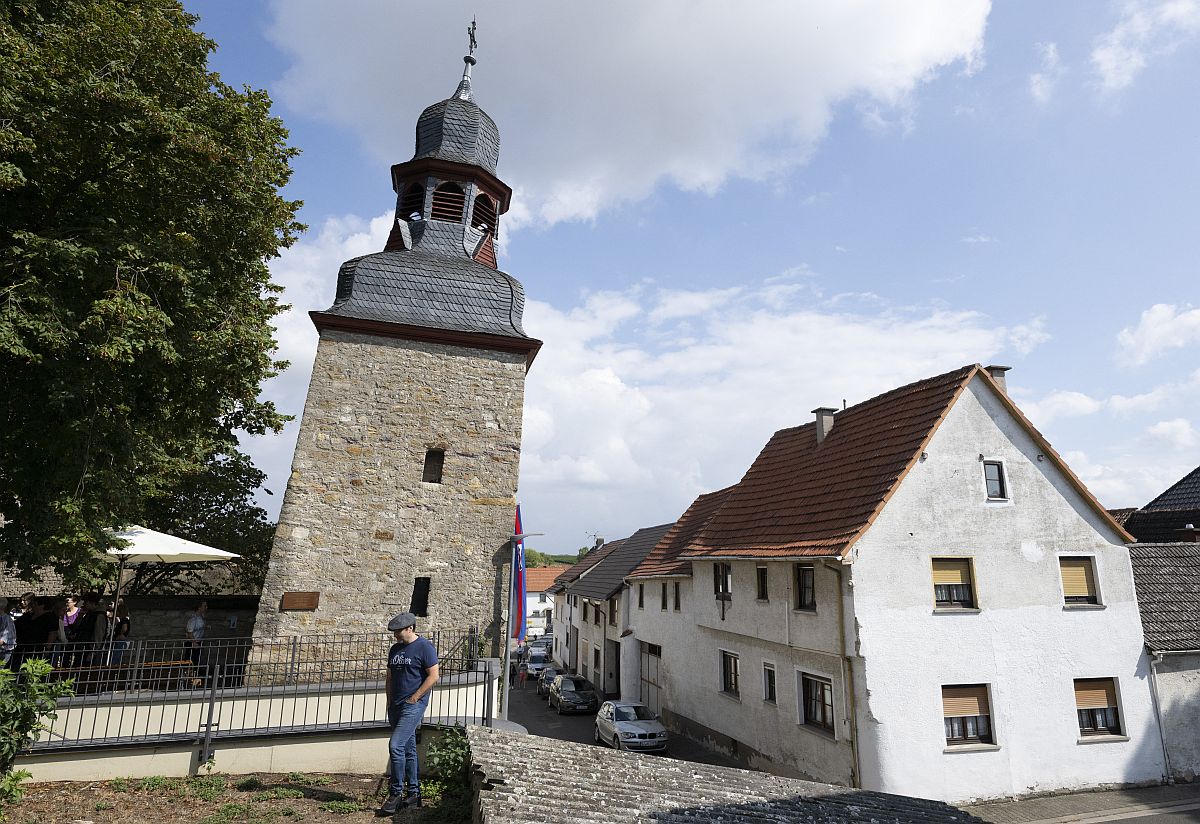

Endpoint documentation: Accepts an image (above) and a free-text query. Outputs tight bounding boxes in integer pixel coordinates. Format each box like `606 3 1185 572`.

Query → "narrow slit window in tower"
410 577 431 617
422 448 445 483
430 182 466 222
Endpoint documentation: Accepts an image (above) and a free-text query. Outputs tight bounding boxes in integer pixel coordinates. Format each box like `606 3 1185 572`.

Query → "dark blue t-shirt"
387 636 438 704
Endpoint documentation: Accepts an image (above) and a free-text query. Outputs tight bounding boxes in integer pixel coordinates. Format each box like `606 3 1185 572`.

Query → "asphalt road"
505 678 744 769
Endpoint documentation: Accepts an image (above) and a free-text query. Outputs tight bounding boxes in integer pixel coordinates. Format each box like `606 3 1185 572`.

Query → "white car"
594 700 669 753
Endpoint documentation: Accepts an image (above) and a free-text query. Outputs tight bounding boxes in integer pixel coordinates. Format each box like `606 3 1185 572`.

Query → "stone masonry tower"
254 34 540 653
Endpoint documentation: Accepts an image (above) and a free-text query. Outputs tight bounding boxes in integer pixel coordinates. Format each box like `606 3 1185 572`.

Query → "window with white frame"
794 564 816 610
762 662 777 703
800 672 834 733
983 460 1008 500
1075 678 1122 736
720 651 740 697
756 565 769 601
714 562 732 601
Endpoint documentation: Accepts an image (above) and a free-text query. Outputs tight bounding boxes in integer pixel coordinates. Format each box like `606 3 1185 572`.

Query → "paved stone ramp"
467 726 984 823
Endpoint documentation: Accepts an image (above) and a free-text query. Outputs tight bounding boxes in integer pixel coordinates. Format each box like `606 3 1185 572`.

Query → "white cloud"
1091 0 1200 93
1116 303 1200 365
1147 417 1199 448
266 0 989 227
961 233 998 244
1029 41 1064 104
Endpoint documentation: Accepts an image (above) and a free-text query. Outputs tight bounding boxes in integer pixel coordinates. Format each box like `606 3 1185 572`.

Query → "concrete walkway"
964 783 1200 824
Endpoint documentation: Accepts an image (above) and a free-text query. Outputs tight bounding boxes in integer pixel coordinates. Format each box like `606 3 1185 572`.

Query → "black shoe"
403 794 422 809
377 794 403 816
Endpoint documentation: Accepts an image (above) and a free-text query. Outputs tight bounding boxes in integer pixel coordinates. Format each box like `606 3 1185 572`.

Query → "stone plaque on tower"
253 33 540 654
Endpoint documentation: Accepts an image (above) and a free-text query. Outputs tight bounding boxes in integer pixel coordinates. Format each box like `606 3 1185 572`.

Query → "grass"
138 775 185 793
285 772 334 786
251 788 305 802
317 800 361 814
199 802 253 824
190 775 228 801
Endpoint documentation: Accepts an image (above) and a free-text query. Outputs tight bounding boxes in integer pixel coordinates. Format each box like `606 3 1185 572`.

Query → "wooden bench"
52 659 197 694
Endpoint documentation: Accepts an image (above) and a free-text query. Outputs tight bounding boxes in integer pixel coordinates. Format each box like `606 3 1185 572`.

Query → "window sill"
792 607 818 615
718 691 741 703
933 607 981 615
943 743 1001 754
796 722 836 742
1077 734 1129 745
1063 604 1106 611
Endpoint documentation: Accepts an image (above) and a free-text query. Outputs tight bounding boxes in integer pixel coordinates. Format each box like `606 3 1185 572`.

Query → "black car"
536 666 561 697
548 674 599 714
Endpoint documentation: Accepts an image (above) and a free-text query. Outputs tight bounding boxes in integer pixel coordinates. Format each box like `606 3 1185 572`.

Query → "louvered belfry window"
430 182 466 222
1060 557 1099 604
472 193 497 231
399 183 424 219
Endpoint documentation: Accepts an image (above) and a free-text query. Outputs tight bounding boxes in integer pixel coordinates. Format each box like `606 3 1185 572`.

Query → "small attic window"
430 182 466 222
471 193 497 232
422 448 445 484
399 183 424 219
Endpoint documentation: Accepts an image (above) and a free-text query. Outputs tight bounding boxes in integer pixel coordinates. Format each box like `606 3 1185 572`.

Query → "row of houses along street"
535 362 1200 806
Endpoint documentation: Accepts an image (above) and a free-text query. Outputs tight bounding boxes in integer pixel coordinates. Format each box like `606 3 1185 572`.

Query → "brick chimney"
813 407 837 445
1176 523 1200 543
984 365 1012 394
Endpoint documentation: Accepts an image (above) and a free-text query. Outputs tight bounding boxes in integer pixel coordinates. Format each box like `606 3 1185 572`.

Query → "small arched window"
399 183 424 219
430 182 466 222
471 193 497 232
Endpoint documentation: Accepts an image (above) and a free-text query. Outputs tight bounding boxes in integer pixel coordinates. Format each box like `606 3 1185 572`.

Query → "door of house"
639 641 662 715
605 639 621 696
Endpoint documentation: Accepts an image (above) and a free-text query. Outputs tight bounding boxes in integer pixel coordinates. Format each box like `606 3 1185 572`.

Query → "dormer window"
472 193 497 232
430 182 465 222
399 183 424 220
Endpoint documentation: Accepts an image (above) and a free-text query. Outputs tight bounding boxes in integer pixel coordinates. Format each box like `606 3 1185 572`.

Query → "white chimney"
985 365 1012 394
813 407 837 445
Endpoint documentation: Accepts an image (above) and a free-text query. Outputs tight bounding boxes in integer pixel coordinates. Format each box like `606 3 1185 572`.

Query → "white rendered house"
627 364 1165 803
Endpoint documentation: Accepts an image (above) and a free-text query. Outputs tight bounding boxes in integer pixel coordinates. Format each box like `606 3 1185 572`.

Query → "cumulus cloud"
1092 0 1200 93
265 0 989 227
1116 303 1200 365
1147 417 1199 448
1029 41 1064 104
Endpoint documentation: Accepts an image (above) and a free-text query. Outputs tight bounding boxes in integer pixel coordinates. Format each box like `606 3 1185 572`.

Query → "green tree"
0 0 302 584
0 659 74 816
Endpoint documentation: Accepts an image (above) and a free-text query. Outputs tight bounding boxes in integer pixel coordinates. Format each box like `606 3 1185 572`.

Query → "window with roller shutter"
942 684 993 745
931 558 976 609
1074 678 1122 735
1060 557 1100 605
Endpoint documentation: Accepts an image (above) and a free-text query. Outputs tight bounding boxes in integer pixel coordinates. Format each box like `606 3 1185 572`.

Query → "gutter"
824 560 862 789
1146 648 1173 781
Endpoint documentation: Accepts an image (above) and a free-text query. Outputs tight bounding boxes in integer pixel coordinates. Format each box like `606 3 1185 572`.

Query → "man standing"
379 612 439 816
0 599 16 668
186 601 207 686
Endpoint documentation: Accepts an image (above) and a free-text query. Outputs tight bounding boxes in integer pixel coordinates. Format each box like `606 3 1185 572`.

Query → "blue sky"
188 1 1200 554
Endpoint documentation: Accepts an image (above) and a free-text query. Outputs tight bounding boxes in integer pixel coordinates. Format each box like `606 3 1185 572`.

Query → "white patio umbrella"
103 525 241 647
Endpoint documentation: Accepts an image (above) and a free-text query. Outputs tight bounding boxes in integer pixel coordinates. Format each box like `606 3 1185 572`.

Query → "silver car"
594 700 669 753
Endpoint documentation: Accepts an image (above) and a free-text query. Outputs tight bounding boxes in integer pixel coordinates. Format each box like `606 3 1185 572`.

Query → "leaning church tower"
253 33 539 653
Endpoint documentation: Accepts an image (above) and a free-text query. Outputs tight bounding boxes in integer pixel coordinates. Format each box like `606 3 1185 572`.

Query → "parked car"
594 701 669 753
524 650 550 681
548 674 600 714
535 666 560 697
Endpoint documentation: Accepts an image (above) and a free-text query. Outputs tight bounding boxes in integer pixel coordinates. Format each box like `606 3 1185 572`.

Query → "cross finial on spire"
455 18 478 100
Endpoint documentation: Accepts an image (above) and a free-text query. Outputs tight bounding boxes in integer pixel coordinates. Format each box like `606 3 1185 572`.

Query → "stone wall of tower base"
253 330 527 655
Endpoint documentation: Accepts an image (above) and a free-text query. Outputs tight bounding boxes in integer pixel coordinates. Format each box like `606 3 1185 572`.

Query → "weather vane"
467 17 477 58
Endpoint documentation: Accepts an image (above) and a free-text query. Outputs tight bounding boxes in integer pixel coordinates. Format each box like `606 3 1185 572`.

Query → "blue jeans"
387 699 427 796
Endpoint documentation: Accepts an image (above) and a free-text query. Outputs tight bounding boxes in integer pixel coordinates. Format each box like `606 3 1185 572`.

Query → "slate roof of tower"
466 726 984 824
628 487 736 578
1143 465 1200 510
545 540 625 595
567 523 674 601
1129 543 1200 651
414 94 500 174
677 364 1128 560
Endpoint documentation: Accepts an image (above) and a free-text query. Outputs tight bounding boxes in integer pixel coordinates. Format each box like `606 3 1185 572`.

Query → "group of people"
0 592 131 670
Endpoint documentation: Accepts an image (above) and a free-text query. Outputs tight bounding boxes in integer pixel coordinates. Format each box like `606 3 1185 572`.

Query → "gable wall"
850 376 1163 802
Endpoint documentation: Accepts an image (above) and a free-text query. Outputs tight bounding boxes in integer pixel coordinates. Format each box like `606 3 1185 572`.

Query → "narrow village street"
505 679 746 770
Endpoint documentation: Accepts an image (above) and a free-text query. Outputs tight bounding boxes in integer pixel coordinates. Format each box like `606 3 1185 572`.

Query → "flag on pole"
512 505 527 642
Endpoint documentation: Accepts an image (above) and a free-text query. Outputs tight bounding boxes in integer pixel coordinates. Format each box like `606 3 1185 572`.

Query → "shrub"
0 659 74 816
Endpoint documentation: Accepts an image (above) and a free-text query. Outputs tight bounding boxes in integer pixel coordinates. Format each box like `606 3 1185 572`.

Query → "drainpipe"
1146 649 1174 782
826 561 862 789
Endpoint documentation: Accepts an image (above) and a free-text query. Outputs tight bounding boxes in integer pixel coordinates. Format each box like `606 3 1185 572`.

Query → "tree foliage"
0 0 303 584
0 659 74 815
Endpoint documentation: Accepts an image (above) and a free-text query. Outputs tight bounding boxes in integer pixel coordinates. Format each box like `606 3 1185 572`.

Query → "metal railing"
17 629 495 754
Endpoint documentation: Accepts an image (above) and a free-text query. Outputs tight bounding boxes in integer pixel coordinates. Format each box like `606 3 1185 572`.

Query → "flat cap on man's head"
387 612 417 631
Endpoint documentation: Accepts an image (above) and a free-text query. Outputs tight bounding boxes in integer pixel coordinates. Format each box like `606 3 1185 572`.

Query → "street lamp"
501 530 543 720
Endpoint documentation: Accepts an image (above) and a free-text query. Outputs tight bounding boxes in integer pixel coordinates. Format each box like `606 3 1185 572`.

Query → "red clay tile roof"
681 365 976 559
628 486 736 578
678 364 1130 560
545 539 625 594
525 566 571 593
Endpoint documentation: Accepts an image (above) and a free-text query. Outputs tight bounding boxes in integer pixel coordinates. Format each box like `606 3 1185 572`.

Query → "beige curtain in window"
1074 679 1117 709
942 685 990 717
